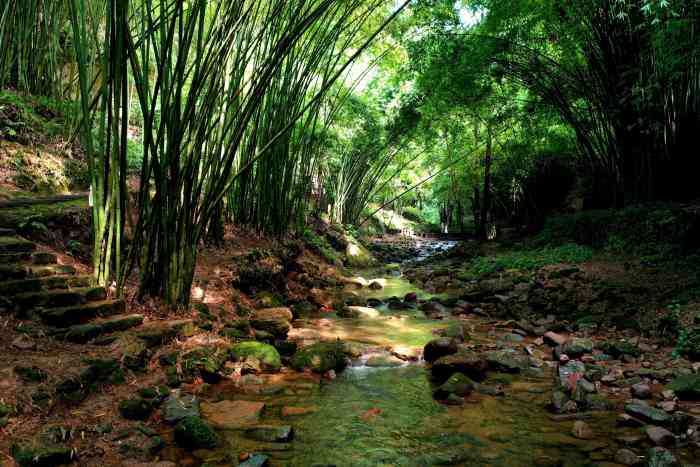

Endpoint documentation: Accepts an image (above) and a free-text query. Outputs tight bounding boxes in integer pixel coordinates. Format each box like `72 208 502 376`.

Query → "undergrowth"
469 243 593 275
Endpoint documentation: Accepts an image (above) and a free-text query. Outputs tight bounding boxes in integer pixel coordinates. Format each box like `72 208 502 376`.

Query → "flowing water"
196 244 633 467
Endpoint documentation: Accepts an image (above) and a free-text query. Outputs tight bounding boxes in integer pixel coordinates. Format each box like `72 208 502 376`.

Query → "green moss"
174 416 218 450
667 374 700 400
290 341 348 373
0 199 87 229
11 444 73 467
229 341 281 371
468 243 593 275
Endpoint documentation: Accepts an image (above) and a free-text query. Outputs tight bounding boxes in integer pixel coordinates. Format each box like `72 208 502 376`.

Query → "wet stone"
162 391 200 424
645 426 674 447
245 425 294 443
625 403 671 425
631 383 652 399
614 448 641 466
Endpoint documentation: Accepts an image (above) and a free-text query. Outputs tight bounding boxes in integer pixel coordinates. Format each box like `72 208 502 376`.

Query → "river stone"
560 338 594 358
174 416 218 450
667 374 700 400
162 391 200 424
646 426 674 446
249 317 290 339
346 306 380 319
484 350 529 373
433 373 475 400
245 425 294 443
431 350 488 383
625 404 671 425
558 360 586 387
645 447 680 467
614 448 641 466
252 307 293 321
544 332 567 347
549 390 570 413
571 420 594 439
239 454 270 467
632 383 652 399
290 341 347 373
230 341 281 371
119 397 153 420
365 354 404 368
423 338 458 363
201 400 265 429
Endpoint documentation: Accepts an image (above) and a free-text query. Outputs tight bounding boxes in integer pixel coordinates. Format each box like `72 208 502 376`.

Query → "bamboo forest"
2 0 700 466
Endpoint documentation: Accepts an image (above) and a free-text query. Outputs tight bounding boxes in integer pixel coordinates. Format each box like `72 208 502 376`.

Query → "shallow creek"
197 266 636 467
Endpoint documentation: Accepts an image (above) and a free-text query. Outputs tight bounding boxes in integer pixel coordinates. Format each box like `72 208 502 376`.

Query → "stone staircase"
0 228 139 341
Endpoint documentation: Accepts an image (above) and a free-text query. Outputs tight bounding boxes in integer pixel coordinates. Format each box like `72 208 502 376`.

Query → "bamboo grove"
2 0 410 305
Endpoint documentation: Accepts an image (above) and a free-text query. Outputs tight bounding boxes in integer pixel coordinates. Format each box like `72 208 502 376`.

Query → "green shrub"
401 206 423 223
301 228 339 264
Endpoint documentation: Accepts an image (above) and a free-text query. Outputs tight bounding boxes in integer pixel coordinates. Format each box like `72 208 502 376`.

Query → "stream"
195 241 632 467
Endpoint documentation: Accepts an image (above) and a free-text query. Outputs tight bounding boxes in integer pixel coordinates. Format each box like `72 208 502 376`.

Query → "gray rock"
615 448 641 466
245 425 294 443
624 404 671 426
645 426 674 447
423 338 458 363
240 454 270 467
162 390 200 424
631 383 652 399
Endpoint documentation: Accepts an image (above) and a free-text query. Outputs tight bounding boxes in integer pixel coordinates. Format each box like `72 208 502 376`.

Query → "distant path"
0 193 88 209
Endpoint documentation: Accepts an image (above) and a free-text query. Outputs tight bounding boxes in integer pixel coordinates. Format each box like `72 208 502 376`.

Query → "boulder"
181 346 229 383
543 332 567 347
431 350 488 383
162 391 200 424
644 447 680 467
624 404 671 426
614 448 641 466
174 416 218 450
571 420 594 439
667 374 700 400
423 338 458 363
244 425 294 443
252 307 293 321
346 306 380 319
11 444 73 467
119 397 153 421
559 338 594 358
631 383 652 399
230 341 282 372
290 341 347 373
483 350 529 373
645 426 674 447
433 373 475 400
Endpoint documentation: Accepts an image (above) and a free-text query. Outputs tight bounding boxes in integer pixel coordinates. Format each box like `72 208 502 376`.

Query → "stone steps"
0 251 57 265
13 286 107 315
39 299 127 326
0 275 93 298
0 236 36 253
0 263 75 281
59 314 145 343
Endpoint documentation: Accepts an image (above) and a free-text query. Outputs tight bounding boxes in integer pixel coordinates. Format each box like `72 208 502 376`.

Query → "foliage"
302 229 339 265
469 243 593 275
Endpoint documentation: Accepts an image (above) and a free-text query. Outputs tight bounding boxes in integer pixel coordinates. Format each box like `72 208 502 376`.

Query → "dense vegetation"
1 0 698 305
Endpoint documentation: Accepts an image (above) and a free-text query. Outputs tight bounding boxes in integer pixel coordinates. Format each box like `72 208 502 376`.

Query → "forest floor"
1 206 700 466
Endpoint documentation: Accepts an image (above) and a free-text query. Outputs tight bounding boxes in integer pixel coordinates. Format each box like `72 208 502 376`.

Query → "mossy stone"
174 416 218 450
11 444 73 467
119 397 153 420
667 374 700 400
290 341 347 373
230 341 281 371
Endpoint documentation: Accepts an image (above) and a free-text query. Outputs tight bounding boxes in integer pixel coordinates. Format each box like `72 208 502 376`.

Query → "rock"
252 307 293 321
162 391 200 424
14 366 47 382
174 416 218 450
423 338 458 363
560 338 594 358
431 350 488 383
368 281 383 290
119 397 153 420
500 333 524 343
12 334 36 350
644 447 680 467
433 373 475 400
618 414 645 428
645 426 674 447
245 425 293 443
346 306 380 319
365 354 404 368
230 341 282 371
404 292 418 302
558 360 586 387
249 316 290 339
571 420 594 439
631 383 652 399
549 390 570 413
239 454 270 467
201 400 265 429
598 340 642 359
543 332 567 347
666 374 700 400
484 350 529 373
181 346 228 383
11 444 74 467
344 234 376 267
290 341 347 373
625 404 671 425
281 406 314 417
614 448 641 466
657 401 676 412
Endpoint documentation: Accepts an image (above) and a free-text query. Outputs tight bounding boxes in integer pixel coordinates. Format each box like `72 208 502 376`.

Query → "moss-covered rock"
597 340 641 358
343 233 376 268
290 341 348 373
433 373 475 400
181 347 229 383
667 374 700 400
229 341 281 371
11 443 73 467
119 397 153 420
174 416 218 450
